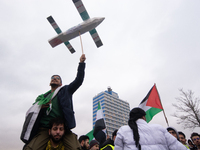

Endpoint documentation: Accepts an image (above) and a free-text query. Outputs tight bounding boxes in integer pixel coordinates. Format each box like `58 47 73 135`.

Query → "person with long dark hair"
114 107 187 150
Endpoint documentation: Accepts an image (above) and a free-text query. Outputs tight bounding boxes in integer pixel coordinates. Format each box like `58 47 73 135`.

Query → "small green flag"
86 129 94 142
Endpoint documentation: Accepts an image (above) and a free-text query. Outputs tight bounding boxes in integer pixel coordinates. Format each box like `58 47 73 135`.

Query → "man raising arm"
21 54 86 150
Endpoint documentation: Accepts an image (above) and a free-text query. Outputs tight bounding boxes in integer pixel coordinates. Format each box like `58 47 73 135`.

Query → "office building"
93 87 130 137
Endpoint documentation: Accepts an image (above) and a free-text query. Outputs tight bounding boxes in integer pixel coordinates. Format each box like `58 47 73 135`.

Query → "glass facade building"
93 87 130 137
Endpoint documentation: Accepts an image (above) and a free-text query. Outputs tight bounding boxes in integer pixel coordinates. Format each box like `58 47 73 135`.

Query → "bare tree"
172 89 200 129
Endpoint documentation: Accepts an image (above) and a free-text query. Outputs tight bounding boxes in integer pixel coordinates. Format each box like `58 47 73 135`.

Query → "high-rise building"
93 87 130 137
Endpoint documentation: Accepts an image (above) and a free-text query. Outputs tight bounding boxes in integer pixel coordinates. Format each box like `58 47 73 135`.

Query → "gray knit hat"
89 140 99 149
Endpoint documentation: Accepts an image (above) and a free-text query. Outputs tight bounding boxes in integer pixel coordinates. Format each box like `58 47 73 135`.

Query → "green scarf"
34 90 54 105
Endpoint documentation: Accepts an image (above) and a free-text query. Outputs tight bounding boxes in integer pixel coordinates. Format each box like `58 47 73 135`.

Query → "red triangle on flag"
146 85 163 109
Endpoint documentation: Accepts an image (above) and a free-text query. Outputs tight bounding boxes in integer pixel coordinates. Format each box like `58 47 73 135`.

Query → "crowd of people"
20 54 200 150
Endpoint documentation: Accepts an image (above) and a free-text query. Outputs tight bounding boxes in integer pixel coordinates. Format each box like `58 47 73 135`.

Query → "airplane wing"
72 0 103 48
47 16 75 54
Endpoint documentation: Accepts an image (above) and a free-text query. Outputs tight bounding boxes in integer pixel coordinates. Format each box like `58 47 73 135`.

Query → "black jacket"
100 138 114 150
58 62 85 129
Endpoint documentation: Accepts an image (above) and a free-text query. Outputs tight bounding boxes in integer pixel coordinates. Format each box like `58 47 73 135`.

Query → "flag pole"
154 83 169 127
79 32 84 54
162 108 169 127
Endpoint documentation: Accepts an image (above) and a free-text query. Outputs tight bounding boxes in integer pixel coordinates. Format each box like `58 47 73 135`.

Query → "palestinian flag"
139 84 163 123
93 101 106 141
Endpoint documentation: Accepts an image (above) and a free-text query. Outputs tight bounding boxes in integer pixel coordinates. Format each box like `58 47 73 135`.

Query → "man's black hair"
112 129 118 140
51 75 62 84
178 131 186 138
49 117 65 129
78 135 89 143
190 132 200 141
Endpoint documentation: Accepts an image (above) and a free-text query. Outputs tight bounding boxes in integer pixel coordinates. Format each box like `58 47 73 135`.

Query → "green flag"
86 129 94 142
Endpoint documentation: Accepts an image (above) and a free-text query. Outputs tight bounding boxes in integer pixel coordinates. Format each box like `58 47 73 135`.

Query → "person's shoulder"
118 125 131 133
106 138 114 145
60 85 67 89
149 123 163 127
119 125 129 130
101 138 114 148
57 85 68 94
149 123 167 132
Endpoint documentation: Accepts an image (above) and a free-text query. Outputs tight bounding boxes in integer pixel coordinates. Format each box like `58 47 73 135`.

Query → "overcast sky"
1 0 200 149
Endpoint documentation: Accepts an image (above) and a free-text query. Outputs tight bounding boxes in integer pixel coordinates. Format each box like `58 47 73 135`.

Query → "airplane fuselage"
49 17 104 48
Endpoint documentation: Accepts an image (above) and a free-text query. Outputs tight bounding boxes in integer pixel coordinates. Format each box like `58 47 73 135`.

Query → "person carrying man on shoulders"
46 117 65 150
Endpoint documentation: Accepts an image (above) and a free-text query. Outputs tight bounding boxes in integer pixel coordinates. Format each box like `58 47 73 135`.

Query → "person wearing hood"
188 139 196 150
95 130 107 149
167 127 180 141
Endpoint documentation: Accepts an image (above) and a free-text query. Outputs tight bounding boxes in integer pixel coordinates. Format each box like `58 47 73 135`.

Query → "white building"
93 87 130 137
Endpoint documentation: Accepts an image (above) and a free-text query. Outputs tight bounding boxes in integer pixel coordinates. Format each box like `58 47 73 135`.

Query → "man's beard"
82 144 88 150
50 83 60 88
50 134 63 144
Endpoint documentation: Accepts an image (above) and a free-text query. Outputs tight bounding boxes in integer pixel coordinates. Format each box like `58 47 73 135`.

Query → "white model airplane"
47 0 104 53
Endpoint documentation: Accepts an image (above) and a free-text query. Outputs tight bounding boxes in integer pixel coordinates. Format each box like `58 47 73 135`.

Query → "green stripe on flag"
98 101 101 110
86 129 94 142
145 107 162 123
